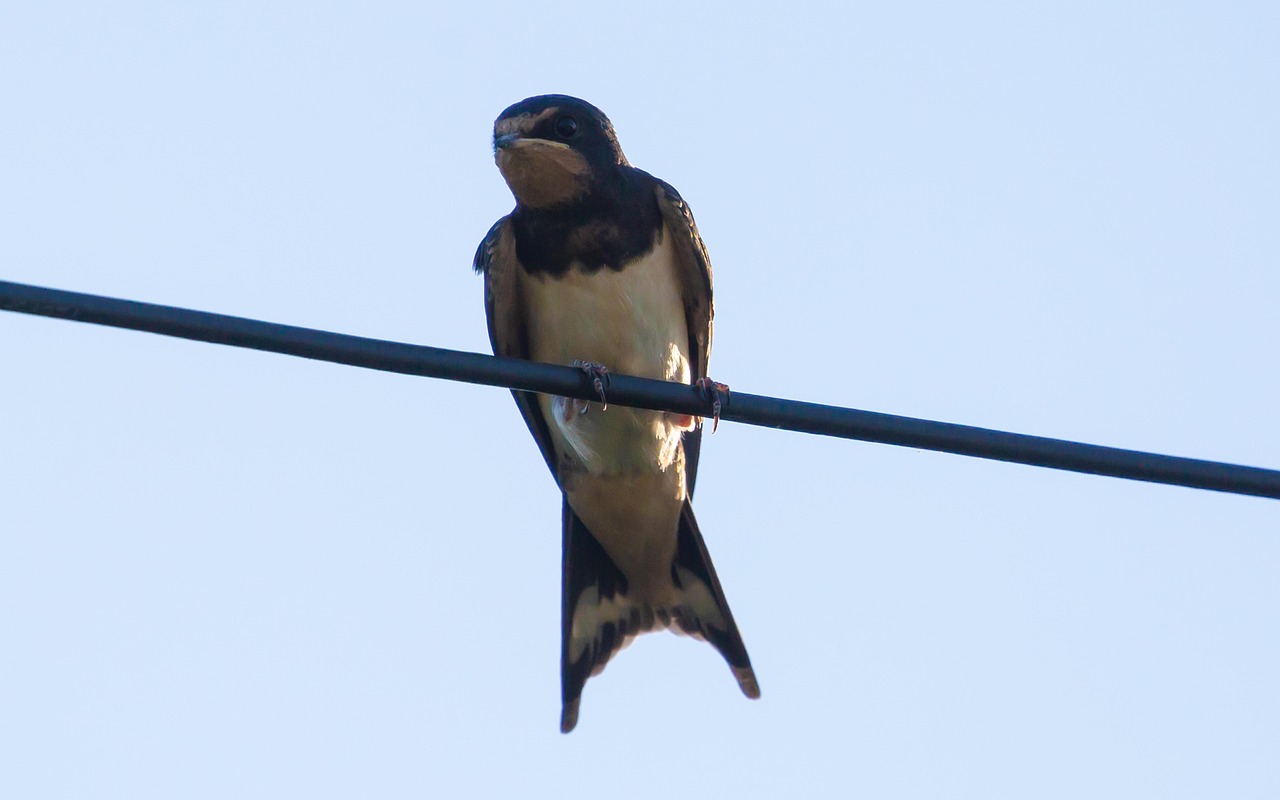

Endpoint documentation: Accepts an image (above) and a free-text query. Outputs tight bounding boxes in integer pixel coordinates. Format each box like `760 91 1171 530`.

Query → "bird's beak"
494 133 521 152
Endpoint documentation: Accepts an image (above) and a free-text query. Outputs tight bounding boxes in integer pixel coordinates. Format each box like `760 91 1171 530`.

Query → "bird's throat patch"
496 141 591 209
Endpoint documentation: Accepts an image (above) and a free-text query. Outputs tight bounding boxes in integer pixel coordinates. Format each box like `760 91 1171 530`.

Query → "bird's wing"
653 178 713 379
653 180 760 707
653 178 715 496
475 215 559 478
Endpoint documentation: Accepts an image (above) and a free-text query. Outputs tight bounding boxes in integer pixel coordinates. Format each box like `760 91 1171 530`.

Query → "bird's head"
492 95 627 209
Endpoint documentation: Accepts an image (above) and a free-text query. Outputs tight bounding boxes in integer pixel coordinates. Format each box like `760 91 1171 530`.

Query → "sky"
2 2 1278 797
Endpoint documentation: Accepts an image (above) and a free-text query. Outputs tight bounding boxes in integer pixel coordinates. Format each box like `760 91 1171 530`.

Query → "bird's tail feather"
669 501 760 699
559 498 758 733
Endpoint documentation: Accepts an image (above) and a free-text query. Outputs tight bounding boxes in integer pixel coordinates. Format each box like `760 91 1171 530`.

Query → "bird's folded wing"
475 216 559 478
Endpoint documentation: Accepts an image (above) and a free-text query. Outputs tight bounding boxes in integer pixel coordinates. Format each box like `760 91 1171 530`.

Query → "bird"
473 94 758 733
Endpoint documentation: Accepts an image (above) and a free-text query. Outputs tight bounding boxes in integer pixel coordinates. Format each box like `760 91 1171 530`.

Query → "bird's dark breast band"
511 174 665 277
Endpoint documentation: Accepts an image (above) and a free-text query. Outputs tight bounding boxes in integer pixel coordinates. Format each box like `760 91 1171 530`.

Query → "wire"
3 278 1278 500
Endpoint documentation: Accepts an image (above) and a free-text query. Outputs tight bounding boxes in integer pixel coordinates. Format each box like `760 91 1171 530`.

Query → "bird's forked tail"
559 498 759 733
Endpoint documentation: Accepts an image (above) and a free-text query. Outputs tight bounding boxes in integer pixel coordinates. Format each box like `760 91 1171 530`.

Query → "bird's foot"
695 377 730 433
573 360 611 412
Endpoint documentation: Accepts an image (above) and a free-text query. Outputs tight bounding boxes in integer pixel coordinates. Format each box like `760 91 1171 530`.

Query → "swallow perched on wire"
473 95 759 732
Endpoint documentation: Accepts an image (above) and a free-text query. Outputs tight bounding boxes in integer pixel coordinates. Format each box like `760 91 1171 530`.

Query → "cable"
3 278 1278 500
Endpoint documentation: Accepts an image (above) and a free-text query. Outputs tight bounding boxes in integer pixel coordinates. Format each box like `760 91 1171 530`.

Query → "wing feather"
653 178 715 496
475 216 560 478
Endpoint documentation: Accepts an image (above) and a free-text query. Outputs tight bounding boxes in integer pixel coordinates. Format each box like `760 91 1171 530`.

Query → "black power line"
3 278 1278 500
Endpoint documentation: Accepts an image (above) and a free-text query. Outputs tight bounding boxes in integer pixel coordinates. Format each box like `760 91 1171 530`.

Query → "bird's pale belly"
522 228 692 477
521 228 693 588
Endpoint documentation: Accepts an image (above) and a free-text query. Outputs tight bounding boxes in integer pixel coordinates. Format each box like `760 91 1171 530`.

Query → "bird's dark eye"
555 115 579 139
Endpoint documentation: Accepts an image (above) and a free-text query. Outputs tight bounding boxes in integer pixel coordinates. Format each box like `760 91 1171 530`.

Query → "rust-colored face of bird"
492 95 627 210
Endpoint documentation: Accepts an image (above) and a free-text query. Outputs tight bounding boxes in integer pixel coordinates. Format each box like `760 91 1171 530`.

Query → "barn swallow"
474 95 759 732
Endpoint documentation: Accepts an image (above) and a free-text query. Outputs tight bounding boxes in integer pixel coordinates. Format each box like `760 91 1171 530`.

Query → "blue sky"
2 2 1278 797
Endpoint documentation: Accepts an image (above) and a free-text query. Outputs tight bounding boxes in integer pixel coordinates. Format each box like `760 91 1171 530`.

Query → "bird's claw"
573 360 611 411
695 377 730 433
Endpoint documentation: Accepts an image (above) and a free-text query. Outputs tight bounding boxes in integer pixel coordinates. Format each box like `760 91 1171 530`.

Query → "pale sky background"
2 2 1278 797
